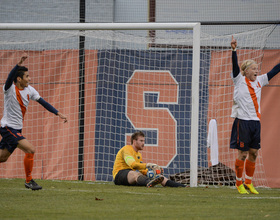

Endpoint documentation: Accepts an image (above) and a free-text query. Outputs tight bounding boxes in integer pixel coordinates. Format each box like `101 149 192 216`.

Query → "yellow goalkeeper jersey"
112 145 147 179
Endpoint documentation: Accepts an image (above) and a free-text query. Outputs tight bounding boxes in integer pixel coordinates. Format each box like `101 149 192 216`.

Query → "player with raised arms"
230 36 280 194
0 53 67 190
113 131 187 187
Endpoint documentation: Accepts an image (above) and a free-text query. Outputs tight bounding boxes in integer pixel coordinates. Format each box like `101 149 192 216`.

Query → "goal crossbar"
0 22 198 30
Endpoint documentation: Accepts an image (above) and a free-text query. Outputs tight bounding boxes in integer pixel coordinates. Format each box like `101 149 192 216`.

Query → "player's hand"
146 163 157 169
231 35 237 50
57 112 68 123
18 53 28 66
146 163 163 174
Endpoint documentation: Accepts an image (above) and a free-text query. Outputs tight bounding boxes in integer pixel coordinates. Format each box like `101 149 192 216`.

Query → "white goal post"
0 22 199 31
0 22 201 187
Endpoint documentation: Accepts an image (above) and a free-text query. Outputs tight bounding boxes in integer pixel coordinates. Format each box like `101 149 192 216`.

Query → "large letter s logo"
125 70 178 167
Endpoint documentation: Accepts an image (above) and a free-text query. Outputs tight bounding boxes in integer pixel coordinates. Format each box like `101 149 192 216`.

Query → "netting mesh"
0 25 276 186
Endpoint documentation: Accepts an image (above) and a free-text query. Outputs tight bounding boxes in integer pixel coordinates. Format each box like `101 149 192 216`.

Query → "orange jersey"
112 145 147 179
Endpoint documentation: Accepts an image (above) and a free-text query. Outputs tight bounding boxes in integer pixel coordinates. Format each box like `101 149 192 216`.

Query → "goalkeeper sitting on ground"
112 131 186 187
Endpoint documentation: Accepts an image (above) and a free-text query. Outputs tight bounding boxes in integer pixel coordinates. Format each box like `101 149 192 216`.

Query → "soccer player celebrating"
0 54 67 190
113 131 186 187
230 36 280 194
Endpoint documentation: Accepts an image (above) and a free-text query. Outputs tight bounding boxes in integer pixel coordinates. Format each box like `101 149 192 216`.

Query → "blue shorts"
230 118 261 151
0 126 25 154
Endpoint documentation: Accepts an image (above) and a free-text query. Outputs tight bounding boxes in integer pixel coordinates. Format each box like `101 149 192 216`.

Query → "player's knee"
132 172 141 181
0 150 10 162
248 151 258 161
238 151 248 161
24 146 35 154
127 171 141 184
29 148 35 154
0 155 9 163
17 140 35 154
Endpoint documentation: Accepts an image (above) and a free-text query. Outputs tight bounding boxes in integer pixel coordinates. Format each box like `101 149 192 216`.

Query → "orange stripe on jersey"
15 86 27 120
245 77 261 120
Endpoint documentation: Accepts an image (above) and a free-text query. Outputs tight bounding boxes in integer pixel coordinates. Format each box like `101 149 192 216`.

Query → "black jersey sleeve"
232 51 240 78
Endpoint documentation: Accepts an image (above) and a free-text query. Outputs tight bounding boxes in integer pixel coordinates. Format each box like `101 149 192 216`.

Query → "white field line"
236 197 280 200
0 186 163 196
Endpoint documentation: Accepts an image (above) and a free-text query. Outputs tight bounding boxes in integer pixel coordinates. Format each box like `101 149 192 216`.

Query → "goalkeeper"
112 131 186 187
0 53 67 190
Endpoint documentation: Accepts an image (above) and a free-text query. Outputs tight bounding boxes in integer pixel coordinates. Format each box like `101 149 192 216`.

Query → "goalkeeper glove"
146 163 163 174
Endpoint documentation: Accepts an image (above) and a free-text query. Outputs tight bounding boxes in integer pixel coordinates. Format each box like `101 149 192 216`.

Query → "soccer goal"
0 23 274 187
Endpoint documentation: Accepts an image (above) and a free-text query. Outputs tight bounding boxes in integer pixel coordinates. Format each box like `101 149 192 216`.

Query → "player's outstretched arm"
37 98 67 123
231 36 240 78
4 53 28 91
267 63 280 81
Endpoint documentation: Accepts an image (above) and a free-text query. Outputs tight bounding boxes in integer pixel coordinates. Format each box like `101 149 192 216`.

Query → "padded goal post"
0 23 274 187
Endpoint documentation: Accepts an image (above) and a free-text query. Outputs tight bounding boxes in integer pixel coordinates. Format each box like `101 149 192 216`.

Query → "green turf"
0 178 279 220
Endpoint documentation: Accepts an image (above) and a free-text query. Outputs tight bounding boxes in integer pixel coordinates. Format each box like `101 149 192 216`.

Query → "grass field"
0 178 279 220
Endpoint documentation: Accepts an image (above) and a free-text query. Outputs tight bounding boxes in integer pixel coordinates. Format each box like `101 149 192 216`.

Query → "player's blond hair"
240 59 256 76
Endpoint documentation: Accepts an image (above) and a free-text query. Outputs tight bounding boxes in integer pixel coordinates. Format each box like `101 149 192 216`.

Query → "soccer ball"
146 168 155 179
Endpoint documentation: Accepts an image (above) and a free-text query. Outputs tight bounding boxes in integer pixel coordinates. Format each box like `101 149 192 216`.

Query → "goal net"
0 23 275 187
169 26 276 187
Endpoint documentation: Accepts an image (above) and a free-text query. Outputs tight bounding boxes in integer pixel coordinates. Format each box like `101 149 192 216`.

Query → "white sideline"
237 197 280 200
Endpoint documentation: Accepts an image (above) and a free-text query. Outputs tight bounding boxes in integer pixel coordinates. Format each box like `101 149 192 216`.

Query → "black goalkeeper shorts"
114 169 133 186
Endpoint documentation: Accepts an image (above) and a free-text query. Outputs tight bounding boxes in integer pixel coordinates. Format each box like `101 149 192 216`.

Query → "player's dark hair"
13 66 28 83
131 131 145 145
